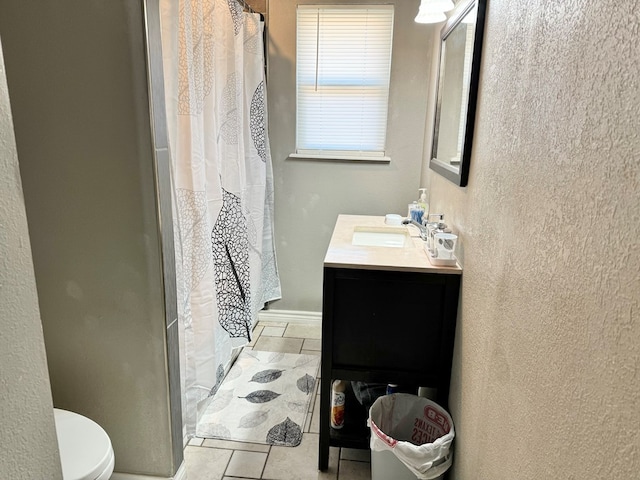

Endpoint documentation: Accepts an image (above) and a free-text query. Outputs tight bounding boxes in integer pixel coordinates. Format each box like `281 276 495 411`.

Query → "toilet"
54 408 115 480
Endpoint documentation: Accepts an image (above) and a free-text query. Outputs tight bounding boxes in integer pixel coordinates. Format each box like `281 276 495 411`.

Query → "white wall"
422 0 640 478
267 0 435 311
0 38 63 480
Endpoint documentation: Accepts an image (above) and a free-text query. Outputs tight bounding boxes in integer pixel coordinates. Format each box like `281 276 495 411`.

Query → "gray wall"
267 0 434 311
422 0 640 478
0 38 63 480
0 1 181 476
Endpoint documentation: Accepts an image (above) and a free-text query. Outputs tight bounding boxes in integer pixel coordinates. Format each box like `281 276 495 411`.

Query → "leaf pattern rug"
196 350 320 447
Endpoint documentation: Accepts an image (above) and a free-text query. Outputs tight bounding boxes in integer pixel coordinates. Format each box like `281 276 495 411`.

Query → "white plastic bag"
369 393 455 480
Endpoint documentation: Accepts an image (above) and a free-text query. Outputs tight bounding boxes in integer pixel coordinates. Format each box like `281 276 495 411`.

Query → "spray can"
330 380 346 429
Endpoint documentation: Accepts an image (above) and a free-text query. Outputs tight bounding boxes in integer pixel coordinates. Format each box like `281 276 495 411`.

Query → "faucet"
404 214 448 244
402 218 429 241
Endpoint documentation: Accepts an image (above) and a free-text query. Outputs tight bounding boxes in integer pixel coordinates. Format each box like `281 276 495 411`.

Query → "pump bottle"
418 188 429 221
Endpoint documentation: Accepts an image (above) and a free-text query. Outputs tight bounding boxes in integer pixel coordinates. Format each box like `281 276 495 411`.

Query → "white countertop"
324 215 462 274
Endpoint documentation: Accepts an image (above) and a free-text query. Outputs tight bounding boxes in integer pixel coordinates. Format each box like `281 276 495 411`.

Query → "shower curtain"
160 0 281 436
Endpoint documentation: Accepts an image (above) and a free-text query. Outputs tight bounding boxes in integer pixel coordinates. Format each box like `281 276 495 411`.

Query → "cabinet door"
330 269 447 376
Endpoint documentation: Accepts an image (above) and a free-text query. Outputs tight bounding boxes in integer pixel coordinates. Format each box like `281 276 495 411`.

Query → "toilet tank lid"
54 408 114 480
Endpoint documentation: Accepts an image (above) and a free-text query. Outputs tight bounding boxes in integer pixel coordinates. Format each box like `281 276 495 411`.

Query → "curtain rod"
237 0 265 22
237 0 256 14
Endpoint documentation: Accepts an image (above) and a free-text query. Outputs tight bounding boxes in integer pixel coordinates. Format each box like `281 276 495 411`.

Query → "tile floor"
184 320 372 480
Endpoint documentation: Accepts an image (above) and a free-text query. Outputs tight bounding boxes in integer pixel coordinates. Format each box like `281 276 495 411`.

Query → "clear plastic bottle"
418 188 429 221
409 202 424 223
330 380 346 429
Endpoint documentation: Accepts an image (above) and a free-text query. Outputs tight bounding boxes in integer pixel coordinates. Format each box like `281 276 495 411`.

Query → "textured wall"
267 0 434 311
423 0 640 478
0 39 63 479
0 1 177 476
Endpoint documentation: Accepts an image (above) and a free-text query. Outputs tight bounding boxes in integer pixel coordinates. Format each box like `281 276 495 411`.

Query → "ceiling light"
415 9 447 23
414 0 455 24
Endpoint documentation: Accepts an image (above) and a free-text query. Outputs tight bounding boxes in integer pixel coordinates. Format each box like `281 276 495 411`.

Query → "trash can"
369 393 454 480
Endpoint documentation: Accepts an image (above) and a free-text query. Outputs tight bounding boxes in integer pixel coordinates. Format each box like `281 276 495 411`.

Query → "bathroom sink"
351 226 410 248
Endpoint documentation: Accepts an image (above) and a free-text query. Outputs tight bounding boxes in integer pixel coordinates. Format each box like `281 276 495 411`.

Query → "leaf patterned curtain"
160 0 281 437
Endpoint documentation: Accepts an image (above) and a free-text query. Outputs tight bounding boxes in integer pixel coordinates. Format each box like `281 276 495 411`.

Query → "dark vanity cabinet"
318 217 462 470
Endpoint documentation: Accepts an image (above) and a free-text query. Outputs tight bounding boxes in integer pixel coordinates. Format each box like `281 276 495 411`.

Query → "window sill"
289 153 391 163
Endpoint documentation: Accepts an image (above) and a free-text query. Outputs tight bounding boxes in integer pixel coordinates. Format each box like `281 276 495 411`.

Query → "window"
294 5 394 161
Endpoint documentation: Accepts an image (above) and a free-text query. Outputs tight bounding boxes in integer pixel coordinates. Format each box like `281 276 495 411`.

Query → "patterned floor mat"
196 350 320 446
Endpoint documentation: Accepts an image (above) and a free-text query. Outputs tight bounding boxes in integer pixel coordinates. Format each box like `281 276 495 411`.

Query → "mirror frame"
429 0 487 187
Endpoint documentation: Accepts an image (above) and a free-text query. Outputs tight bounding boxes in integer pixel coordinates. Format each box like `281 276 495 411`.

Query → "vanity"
318 215 462 470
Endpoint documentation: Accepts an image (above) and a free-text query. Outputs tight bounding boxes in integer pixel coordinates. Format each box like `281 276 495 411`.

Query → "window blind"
296 5 394 157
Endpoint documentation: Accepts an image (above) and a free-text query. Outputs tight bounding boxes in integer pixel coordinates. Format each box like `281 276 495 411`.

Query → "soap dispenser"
418 188 429 220
408 188 429 224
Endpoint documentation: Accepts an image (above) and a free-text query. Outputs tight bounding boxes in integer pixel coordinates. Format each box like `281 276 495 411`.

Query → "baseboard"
111 461 186 480
258 309 321 324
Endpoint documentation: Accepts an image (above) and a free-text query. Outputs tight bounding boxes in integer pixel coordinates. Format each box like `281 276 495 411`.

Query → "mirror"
429 0 486 187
